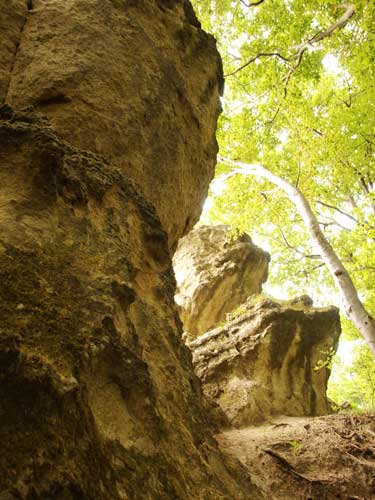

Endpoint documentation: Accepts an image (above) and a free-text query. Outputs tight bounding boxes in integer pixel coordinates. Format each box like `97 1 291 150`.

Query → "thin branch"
308 3 355 44
263 448 327 484
339 75 352 107
324 216 352 231
240 0 265 6
282 47 307 97
295 262 325 277
265 101 283 126
316 213 351 231
225 52 290 78
295 163 301 188
278 226 321 259
312 128 324 136
226 2 355 81
315 200 358 223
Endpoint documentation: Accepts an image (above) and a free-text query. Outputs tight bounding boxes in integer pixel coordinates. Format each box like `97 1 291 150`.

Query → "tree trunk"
220 157 375 356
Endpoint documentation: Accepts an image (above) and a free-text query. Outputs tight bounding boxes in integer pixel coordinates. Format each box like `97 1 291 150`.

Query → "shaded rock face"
173 225 270 336
2 0 223 251
0 107 262 500
0 2 262 499
187 298 341 427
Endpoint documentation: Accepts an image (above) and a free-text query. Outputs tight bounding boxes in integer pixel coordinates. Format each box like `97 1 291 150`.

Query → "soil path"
216 414 375 500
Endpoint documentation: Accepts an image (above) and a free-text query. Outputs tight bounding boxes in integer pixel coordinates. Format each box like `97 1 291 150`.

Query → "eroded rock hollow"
0 1 262 498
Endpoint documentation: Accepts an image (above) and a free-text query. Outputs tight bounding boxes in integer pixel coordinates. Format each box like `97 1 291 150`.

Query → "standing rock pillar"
0 1 261 498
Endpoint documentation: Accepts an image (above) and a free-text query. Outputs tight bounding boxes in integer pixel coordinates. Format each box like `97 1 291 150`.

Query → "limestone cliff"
174 225 270 336
0 2 261 499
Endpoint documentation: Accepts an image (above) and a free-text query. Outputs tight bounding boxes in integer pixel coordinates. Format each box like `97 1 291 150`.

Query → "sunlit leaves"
193 0 375 405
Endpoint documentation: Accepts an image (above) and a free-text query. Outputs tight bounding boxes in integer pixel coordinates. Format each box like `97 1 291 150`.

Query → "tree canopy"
191 0 375 408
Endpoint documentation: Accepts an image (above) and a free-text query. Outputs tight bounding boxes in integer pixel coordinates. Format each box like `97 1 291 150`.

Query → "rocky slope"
0 2 262 499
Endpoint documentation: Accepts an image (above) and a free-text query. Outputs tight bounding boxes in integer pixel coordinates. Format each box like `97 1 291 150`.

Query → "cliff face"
2 0 223 251
174 225 341 426
188 298 341 426
0 2 261 499
174 225 270 336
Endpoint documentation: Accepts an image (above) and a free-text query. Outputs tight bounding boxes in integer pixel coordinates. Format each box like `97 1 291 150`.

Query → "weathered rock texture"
187 297 341 426
0 2 262 498
173 225 270 336
173 224 340 426
218 414 375 500
0 1 27 100
0 105 262 500
3 0 223 251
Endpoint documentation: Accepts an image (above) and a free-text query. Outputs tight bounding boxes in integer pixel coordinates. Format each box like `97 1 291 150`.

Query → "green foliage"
288 440 301 452
192 0 375 406
313 347 336 372
328 344 375 411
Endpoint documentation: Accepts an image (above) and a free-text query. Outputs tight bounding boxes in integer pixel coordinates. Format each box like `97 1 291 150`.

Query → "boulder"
3 0 223 250
173 225 270 336
187 297 341 426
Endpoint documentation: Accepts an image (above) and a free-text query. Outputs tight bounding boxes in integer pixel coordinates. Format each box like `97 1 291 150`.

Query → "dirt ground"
216 414 375 500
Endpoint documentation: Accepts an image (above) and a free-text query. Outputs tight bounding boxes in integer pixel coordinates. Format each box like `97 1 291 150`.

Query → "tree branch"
290 3 354 53
240 0 265 7
295 262 325 278
226 2 355 82
282 47 307 97
225 52 290 78
278 226 321 259
316 212 352 231
295 163 301 188
315 200 358 223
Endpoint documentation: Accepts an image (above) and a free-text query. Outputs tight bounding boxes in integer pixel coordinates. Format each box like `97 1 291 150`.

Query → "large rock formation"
187 297 341 426
174 225 270 336
173 225 341 426
0 2 262 499
2 0 223 251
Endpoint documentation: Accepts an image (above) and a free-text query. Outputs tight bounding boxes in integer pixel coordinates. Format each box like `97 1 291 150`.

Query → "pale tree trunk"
219 157 375 356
